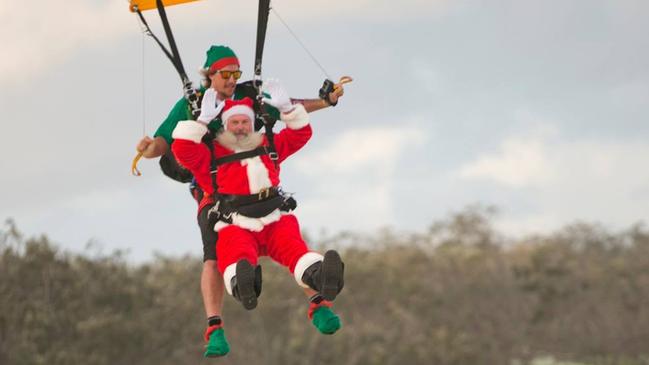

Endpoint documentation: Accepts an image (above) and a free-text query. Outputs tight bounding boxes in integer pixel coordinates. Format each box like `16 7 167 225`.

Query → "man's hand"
327 82 345 105
136 136 169 158
262 78 295 113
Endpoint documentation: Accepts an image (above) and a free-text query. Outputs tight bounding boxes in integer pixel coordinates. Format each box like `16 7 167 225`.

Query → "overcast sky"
1 0 648 261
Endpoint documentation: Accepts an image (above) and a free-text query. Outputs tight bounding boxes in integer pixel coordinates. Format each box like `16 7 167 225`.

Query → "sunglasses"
213 70 242 80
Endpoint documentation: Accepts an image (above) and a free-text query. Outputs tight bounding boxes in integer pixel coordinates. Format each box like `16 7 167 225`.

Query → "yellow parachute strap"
129 0 200 12
131 151 144 176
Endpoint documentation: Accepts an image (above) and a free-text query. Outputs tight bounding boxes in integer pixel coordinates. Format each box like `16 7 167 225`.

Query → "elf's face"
209 64 240 99
226 115 253 137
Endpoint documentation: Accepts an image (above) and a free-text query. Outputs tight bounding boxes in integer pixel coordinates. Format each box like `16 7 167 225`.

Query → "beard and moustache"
216 129 264 152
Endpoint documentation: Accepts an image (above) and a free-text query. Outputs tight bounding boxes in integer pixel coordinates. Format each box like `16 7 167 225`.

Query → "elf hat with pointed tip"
203 45 240 73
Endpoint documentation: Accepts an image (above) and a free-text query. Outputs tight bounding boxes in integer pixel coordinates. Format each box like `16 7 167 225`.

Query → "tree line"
1 208 649 365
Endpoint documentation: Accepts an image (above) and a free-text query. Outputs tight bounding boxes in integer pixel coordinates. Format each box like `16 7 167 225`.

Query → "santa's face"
226 115 253 138
209 64 240 99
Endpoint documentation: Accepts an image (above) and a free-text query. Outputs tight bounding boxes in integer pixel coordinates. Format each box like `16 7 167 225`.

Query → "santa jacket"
171 105 312 231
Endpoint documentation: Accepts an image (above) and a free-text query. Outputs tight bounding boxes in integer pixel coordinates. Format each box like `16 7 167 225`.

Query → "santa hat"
221 97 255 127
203 45 240 73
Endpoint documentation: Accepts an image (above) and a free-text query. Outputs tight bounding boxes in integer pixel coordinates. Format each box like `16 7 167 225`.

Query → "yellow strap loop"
337 76 353 86
131 151 144 176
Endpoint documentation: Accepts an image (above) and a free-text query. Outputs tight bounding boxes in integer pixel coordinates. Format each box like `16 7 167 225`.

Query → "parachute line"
132 1 200 118
270 6 332 80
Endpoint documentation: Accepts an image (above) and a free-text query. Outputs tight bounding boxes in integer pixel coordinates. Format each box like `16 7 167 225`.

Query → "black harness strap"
212 146 274 167
254 0 271 81
155 0 185 77
154 0 201 119
252 0 279 167
134 8 177 68
135 0 200 119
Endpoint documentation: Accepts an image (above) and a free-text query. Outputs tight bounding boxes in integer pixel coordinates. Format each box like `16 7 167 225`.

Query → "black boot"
231 260 261 310
254 264 262 298
301 250 345 301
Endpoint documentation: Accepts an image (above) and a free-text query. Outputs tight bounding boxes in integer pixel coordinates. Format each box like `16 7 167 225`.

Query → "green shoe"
311 305 342 335
204 327 230 357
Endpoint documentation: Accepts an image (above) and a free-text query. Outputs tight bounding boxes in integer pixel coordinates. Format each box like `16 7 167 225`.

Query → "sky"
1 0 648 261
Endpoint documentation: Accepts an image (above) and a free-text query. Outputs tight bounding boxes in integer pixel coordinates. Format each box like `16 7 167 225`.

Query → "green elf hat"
203 45 240 73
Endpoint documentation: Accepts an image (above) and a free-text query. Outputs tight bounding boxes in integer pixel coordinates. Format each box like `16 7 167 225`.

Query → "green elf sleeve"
154 97 192 145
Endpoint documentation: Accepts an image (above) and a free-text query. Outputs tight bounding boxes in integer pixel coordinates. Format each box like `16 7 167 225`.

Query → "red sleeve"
273 124 313 163
171 140 215 195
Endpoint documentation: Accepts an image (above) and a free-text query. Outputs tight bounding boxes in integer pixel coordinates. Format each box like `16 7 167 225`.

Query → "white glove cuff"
172 120 208 143
281 104 309 129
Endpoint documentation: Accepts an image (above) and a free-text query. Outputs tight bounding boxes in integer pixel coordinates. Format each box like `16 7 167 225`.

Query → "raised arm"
171 121 215 194
290 79 346 113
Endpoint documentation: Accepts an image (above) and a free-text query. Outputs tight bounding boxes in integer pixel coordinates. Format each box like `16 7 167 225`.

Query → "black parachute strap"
202 131 218 192
154 0 200 119
251 0 278 167
253 102 279 167
134 1 200 119
254 0 271 86
155 0 184 75
263 116 279 167
134 7 177 69
213 146 274 167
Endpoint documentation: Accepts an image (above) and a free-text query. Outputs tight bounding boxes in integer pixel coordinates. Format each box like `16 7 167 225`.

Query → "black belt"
219 186 281 208
208 186 297 224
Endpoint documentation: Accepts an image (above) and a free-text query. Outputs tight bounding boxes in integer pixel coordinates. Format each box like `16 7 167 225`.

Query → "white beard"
216 130 264 152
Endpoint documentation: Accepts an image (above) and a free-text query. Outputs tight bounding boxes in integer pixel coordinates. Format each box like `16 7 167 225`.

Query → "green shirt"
154 84 280 145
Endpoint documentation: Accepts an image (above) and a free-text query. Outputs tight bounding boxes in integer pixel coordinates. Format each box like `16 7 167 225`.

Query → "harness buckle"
268 151 279 161
258 187 271 200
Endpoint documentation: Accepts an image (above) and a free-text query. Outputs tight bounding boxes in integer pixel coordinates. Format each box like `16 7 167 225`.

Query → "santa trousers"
216 214 311 276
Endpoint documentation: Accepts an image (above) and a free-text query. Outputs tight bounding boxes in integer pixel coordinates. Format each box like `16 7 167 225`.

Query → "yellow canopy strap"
131 151 144 176
129 0 200 12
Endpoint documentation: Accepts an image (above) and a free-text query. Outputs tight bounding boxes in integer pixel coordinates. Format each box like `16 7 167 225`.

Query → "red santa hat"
222 97 255 126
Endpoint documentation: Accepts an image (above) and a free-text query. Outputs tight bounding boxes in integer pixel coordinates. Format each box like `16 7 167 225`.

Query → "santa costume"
171 88 344 321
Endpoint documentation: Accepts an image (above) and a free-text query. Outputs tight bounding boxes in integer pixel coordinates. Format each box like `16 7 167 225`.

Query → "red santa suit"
171 98 324 296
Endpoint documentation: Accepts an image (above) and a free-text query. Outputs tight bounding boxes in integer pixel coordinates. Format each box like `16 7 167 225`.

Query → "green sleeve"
153 97 191 145
207 118 223 133
266 104 280 121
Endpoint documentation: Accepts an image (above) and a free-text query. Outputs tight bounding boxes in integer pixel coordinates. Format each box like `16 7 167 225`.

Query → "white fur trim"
222 105 255 126
293 252 324 288
282 104 309 130
214 221 231 232
214 209 281 233
223 263 237 295
172 120 208 143
241 156 273 193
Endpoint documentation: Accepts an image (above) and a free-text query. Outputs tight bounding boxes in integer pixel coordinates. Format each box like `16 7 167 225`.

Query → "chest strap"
212 145 277 168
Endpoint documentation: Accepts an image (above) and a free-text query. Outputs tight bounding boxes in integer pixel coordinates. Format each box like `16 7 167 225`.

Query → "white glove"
261 78 295 113
197 88 225 124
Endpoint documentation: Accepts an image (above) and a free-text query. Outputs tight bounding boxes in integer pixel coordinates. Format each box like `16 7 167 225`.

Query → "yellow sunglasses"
214 70 242 80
